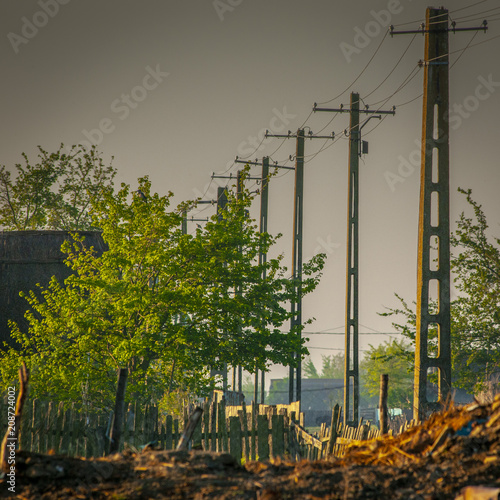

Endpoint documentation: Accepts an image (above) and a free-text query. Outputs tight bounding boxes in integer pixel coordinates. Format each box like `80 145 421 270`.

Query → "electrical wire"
452 5 500 21
450 0 490 14
450 31 479 69
236 134 267 160
392 2 492 29
367 64 421 108
316 30 389 106
359 113 390 139
426 32 500 63
391 10 448 28
364 33 418 100
394 92 423 108
314 112 339 135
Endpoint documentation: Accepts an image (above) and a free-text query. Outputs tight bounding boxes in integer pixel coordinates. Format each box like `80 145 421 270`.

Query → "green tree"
380 189 500 395
0 173 325 409
303 353 344 379
360 339 414 409
450 188 500 392
0 144 116 230
303 357 320 378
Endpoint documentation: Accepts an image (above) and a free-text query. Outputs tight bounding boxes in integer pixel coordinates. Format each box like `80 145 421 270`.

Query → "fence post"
257 414 269 460
379 373 389 435
177 407 203 451
210 403 217 452
250 401 257 461
109 368 128 454
229 416 242 464
203 401 210 451
270 414 284 459
165 415 173 450
327 404 340 457
240 402 250 463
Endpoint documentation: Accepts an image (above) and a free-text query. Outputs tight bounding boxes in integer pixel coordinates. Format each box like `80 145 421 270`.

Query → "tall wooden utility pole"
314 94 394 425
391 7 488 420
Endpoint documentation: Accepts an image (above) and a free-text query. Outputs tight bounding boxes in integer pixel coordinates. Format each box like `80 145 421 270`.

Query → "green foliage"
0 171 325 408
302 357 319 378
303 353 344 379
380 189 500 395
360 339 414 409
0 144 116 230
450 188 500 392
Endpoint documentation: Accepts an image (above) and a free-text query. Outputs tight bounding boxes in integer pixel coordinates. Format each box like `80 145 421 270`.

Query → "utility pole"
345 93 360 427
217 186 229 396
265 129 335 404
256 157 269 404
314 94 395 425
291 129 305 405
213 170 262 401
391 7 488 421
235 156 292 404
236 170 244 396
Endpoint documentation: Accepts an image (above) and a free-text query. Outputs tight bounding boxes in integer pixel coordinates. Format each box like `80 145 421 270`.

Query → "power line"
452 5 500 21
367 64 421 107
450 0 490 15
316 30 389 106
450 31 479 69
364 33 418 100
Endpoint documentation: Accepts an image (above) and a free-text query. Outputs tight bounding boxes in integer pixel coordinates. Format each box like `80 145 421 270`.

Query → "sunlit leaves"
0 168 325 407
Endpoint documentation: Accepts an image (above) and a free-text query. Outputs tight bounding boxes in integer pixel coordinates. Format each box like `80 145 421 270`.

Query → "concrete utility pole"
314 94 395 426
391 7 488 420
236 170 244 395
290 129 305 405
256 156 269 404
264 129 335 405
214 167 266 401
345 93 360 427
217 186 229 396
235 155 293 404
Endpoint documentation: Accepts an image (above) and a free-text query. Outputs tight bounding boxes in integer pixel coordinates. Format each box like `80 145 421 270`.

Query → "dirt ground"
2 395 500 499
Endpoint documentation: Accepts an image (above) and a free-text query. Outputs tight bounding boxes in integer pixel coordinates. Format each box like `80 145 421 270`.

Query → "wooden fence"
0 397 416 463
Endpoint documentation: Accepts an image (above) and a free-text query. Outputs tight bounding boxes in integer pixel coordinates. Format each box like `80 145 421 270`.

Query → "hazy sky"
2 0 500 385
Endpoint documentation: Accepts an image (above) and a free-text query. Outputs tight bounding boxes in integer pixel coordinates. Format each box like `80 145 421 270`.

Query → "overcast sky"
2 0 500 386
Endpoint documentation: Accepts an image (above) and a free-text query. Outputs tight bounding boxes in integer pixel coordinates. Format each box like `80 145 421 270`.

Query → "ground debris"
1 395 499 499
